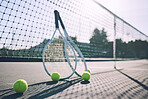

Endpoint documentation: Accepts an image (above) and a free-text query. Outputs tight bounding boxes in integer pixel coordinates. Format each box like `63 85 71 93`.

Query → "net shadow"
115 69 148 91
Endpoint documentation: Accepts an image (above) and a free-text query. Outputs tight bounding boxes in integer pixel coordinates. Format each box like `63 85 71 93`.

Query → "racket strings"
44 39 66 62
43 38 76 78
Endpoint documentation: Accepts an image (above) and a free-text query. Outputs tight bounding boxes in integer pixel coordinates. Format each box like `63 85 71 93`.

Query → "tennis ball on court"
87 69 90 73
51 72 60 81
82 72 90 81
13 79 28 93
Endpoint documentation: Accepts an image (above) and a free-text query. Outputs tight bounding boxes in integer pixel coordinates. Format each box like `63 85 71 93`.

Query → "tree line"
88 28 148 59
0 28 148 61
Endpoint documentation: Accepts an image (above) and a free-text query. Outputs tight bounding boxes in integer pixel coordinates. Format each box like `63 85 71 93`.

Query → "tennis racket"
42 10 77 80
57 11 88 77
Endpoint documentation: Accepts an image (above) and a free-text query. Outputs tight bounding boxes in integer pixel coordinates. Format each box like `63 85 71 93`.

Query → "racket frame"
42 11 78 79
57 10 88 77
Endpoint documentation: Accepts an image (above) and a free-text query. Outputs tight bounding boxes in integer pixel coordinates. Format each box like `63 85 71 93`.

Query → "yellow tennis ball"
82 72 90 81
13 79 28 93
51 72 60 81
87 69 90 73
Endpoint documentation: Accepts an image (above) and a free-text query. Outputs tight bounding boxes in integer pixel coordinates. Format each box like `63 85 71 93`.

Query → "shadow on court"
116 69 148 91
28 78 84 99
0 77 90 99
1 64 148 99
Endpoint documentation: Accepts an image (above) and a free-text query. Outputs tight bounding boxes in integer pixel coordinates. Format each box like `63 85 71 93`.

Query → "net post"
113 16 117 69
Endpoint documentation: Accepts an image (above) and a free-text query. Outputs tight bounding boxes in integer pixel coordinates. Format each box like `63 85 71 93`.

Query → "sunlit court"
0 0 148 99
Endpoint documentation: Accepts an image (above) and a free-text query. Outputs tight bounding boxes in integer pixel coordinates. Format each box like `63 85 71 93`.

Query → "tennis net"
0 0 148 61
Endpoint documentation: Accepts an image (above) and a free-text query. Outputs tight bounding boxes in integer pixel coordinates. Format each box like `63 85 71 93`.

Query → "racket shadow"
1 93 23 99
28 77 82 99
0 77 82 99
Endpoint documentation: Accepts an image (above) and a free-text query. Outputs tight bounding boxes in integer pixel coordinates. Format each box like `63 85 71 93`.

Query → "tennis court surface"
0 60 148 99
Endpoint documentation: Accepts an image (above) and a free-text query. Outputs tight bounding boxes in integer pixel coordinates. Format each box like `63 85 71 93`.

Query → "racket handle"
54 10 59 28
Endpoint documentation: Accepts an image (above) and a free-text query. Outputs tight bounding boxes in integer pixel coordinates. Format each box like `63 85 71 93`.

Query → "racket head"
63 29 88 77
57 12 88 77
72 45 87 77
42 37 77 79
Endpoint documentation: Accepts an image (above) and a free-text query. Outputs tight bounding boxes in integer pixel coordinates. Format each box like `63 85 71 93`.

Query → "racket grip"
54 10 59 28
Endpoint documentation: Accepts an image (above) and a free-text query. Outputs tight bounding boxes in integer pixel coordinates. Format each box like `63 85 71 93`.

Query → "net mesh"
0 0 148 61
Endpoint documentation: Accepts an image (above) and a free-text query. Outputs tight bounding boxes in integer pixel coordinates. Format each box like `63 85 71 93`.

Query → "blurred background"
0 0 148 61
